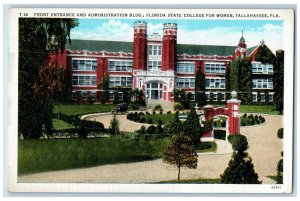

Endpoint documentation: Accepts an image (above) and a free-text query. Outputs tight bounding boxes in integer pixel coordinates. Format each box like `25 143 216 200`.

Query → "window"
205 92 210 101
81 91 87 100
252 78 273 89
72 91 78 100
72 59 97 71
109 60 133 72
109 76 132 88
205 78 225 89
176 77 195 89
205 63 226 74
177 62 195 74
72 75 97 86
213 93 217 101
148 45 162 56
219 93 225 101
252 62 273 74
260 93 265 102
252 92 257 102
269 92 274 102
148 61 162 71
90 91 96 99
190 93 195 101
109 92 114 101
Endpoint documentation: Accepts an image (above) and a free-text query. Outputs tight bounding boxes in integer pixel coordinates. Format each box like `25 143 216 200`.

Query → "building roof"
67 39 256 56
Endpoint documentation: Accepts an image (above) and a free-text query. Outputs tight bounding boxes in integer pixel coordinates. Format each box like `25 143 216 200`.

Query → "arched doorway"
146 81 163 100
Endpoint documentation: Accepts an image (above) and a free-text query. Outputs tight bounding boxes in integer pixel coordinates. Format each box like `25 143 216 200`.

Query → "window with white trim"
177 62 195 74
90 91 96 99
72 59 97 71
148 61 161 71
109 60 132 72
205 63 226 74
176 77 195 88
148 45 162 56
190 93 195 101
109 76 132 88
109 92 114 101
205 78 225 89
205 92 210 101
252 92 257 102
260 93 265 102
269 92 274 102
252 78 273 89
72 75 97 86
81 91 87 100
252 62 273 74
117 92 124 101
212 93 217 101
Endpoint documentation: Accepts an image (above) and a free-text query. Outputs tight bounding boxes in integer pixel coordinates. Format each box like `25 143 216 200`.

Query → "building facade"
50 21 275 105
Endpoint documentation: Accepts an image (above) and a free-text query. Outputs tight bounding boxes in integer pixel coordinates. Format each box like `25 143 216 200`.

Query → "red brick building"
50 21 274 106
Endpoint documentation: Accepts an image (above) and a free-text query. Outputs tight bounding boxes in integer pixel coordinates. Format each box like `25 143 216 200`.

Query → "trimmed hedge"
214 130 226 140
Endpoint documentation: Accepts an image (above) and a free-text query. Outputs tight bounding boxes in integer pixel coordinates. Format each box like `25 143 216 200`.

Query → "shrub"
147 118 153 124
78 126 88 139
260 117 265 123
146 111 150 115
277 128 283 139
255 119 260 124
139 112 144 116
196 142 212 150
276 159 283 184
243 113 247 118
174 102 184 111
152 110 156 115
241 121 246 126
139 117 146 123
167 111 171 114
155 124 164 134
137 125 146 135
146 125 156 134
154 104 162 111
221 120 226 127
109 114 120 136
159 109 163 114
157 119 163 125
214 130 226 140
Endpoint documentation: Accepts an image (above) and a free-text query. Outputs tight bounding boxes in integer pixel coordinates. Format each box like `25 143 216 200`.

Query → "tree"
273 50 284 114
99 76 110 103
19 18 78 139
164 112 183 135
183 108 201 146
195 69 207 106
221 135 262 184
239 58 253 104
109 114 120 136
276 155 283 184
230 58 240 91
33 65 66 136
163 134 198 182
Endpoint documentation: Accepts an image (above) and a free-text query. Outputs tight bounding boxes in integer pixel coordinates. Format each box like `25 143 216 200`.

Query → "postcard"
7 8 294 193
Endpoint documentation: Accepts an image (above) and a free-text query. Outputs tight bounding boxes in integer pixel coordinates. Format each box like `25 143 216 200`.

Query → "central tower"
162 23 177 71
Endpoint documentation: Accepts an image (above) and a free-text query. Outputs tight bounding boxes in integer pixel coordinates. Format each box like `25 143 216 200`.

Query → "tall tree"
163 111 183 135
221 135 261 184
273 50 284 114
163 134 198 182
19 18 78 139
98 76 110 103
183 108 201 146
195 69 207 106
230 58 240 91
239 58 253 104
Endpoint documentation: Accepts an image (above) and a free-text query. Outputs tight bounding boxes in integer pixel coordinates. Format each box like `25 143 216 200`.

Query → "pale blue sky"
71 18 283 52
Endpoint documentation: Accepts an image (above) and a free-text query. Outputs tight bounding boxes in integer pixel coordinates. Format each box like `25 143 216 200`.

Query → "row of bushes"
136 125 164 135
241 114 265 126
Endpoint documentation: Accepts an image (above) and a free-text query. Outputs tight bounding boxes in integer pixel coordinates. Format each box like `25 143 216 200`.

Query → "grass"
196 142 217 153
267 176 277 182
144 113 175 124
18 136 171 175
52 119 75 130
54 104 116 116
214 104 279 115
158 178 221 184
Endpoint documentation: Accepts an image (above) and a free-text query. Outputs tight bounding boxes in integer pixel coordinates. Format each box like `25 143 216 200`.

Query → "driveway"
18 114 282 184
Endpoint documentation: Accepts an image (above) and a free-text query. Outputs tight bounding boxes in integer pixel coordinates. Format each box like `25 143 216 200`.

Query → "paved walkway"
18 114 282 184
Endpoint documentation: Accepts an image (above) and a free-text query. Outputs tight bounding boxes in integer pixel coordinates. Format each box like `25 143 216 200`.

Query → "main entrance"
146 82 163 100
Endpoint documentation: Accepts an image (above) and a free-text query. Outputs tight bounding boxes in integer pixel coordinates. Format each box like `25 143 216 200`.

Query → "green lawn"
18 136 171 175
52 119 75 130
54 104 116 116
158 178 221 184
196 142 217 153
214 104 279 115
144 113 175 124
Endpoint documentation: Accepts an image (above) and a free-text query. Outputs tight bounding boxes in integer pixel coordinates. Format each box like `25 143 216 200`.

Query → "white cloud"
71 21 283 53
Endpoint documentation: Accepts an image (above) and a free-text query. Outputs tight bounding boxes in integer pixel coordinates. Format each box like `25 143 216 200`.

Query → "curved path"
18 114 282 184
